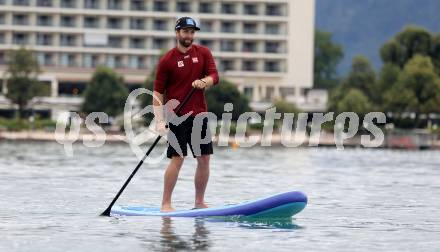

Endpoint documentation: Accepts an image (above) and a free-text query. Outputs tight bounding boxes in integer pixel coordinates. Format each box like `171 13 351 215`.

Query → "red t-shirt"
154 44 219 116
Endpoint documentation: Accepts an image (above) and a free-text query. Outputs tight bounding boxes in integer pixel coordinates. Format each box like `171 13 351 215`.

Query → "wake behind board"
111 191 307 218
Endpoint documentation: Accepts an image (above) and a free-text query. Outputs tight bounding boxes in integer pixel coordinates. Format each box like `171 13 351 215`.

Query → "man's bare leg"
194 155 210 209
161 156 185 212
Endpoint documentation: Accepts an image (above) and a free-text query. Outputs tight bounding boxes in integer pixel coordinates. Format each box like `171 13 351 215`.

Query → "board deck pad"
111 191 307 218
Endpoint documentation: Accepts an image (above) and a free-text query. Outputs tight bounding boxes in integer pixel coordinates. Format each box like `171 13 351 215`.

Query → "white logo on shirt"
192 57 199 63
177 61 184 67
184 55 190 59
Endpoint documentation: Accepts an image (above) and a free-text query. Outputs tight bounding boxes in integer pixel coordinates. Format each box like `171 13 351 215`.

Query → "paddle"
101 88 197 216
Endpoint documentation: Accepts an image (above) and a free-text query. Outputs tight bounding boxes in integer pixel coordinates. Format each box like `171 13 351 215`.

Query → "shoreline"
1 130 439 150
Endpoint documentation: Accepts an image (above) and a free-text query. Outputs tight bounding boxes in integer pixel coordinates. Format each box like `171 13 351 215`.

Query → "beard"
178 38 193 48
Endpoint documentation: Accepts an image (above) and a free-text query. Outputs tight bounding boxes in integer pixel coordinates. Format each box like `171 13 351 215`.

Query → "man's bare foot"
194 202 209 209
160 205 175 212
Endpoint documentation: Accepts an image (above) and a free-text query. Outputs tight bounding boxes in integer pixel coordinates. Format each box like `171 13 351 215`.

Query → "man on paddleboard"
153 17 219 212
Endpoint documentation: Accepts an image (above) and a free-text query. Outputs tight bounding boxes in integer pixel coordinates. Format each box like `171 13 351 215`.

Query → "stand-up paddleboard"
111 191 307 218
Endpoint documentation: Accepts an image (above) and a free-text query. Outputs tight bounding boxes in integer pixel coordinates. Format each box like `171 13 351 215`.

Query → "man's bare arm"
192 76 214 89
153 91 165 122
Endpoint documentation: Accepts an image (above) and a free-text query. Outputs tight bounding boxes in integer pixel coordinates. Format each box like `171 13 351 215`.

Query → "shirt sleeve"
203 48 219 85
153 57 168 94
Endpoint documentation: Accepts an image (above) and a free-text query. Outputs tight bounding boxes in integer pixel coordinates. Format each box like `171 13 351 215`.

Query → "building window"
83 54 99 68
199 2 212 13
107 0 122 10
84 16 99 28
58 82 86 96
153 1 167 12
266 4 282 16
242 41 257 53
265 87 274 101
176 1 191 12
37 53 54 66
220 41 235 52
130 18 145 30
280 87 295 98
221 3 235 14
106 55 124 68
37 0 52 7
199 40 214 50
36 33 52 46
264 61 280 72
150 56 159 67
242 60 256 71
243 23 257 34
13 14 29 26
107 17 122 29
129 56 146 69
130 37 145 49
13 0 29 6
220 60 234 72
108 36 123 48
84 0 99 9
265 41 280 53
0 52 5 65
0 13 4 25
221 22 235 33
153 19 167 31
61 16 76 27
13 33 28 45
243 87 253 99
0 0 5 4
0 33 5 44
265 23 280 35
37 15 53 26
200 21 213 32
60 34 76 46
114 56 124 68
60 0 75 8
60 53 77 67
152 38 166 49
131 0 146 11
243 3 258 15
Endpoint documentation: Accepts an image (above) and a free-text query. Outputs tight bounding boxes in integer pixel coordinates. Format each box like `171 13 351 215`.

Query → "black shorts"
167 116 213 159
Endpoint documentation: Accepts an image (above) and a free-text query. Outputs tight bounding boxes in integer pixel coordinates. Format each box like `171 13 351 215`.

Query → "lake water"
0 141 439 251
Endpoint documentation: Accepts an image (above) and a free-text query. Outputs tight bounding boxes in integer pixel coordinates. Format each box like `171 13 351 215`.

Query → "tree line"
316 26 440 128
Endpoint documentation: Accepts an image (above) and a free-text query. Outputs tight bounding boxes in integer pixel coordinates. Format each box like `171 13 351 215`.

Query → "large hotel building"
0 0 323 120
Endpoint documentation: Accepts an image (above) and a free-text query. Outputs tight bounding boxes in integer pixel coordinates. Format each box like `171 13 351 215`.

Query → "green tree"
272 99 300 114
82 66 129 117
205 79 250 120
335 89 373 115
141 71 154 108
376 63 401 108
314 30 344 90
327 84 345 113
342 55 377 101
383 85 417 114
431 33 440 75
328 55 376 113
384 55 440 120
401 55 440 114
378 63 400 93
380 26 432 69
5 48 48 118
139 71 155 123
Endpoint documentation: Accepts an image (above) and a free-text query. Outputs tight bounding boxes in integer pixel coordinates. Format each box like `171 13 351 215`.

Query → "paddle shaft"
101 88 197 216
